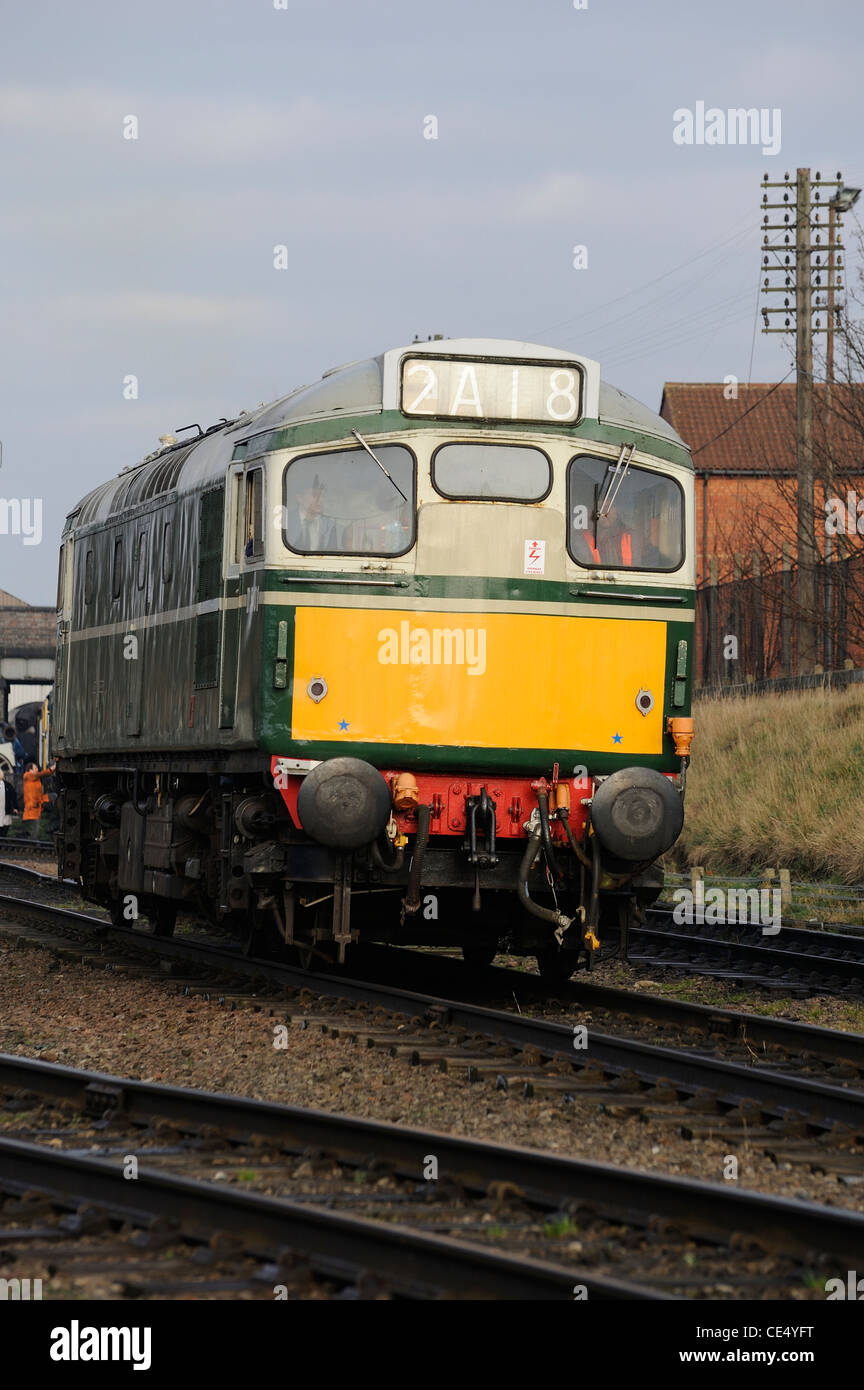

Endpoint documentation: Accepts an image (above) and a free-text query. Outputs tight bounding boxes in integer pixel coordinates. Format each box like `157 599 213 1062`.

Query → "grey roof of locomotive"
66 341 688 531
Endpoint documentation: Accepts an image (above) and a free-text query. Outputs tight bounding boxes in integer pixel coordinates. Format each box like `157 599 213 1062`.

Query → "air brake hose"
582 831 601 937
401 803 432 917
558 805 592 870
536 789 562 879
517 827 573 930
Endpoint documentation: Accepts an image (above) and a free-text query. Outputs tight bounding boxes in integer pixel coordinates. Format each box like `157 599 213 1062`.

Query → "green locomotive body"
55 339 695 973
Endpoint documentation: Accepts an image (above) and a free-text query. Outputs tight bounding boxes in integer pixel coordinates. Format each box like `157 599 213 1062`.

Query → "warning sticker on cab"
524 539 545 575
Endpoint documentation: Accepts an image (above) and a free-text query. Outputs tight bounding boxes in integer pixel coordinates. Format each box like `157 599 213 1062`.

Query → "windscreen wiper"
597 443 635 517
351 429 408 502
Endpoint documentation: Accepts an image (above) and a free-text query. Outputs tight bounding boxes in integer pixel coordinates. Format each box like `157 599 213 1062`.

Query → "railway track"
0 837 53 858
2 1052 860 1298
0 1140 596 1301
6 854 864 998
7 853 864 1001
1 890 863 1181
633 908 864 997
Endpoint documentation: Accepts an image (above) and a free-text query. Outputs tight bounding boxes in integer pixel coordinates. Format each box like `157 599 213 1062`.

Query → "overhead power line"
527 214 754 342
690 370 795 458
593 290 753 365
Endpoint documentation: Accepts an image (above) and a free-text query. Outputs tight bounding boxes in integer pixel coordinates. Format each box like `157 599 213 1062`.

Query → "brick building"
0 588 55 720
659 382 864 682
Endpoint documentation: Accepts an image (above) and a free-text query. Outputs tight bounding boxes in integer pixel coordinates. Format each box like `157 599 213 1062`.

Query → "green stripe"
254 570 694 604
232 410 694 471
258 736 680 775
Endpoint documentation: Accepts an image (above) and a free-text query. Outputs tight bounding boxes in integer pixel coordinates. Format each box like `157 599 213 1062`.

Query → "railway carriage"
54 338 695 977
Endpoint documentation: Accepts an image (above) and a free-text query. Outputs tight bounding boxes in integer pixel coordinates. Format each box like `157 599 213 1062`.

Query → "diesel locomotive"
54 338 695 978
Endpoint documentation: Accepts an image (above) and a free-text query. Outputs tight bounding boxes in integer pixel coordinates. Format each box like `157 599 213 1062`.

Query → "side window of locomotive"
162 520 174 585
136 531 148 589
432 443 551 501
567 455 684 572
56 544 66 611
84 548 94 605
242 467 264 561
282 445 415 556
111 537 124 599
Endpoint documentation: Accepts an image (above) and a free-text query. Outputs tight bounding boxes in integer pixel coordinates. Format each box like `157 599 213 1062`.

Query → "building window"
84 549 94 604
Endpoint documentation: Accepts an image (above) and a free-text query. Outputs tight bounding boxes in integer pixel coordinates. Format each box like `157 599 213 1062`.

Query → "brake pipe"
517 827 573 931
558 805 592 870
401 803 432 919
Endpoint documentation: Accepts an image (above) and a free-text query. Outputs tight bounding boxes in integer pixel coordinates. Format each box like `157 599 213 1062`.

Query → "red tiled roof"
660 382 864 474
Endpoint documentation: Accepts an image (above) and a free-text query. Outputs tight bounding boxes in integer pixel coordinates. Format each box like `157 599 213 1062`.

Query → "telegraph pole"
795 168 816 669
760 169 845 673
825 182 860 668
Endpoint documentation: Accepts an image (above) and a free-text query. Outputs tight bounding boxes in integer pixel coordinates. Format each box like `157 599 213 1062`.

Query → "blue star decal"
338 719 349 731
612 732 622 744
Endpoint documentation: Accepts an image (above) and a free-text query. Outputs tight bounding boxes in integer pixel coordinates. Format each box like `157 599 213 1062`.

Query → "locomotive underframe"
56 750 660 967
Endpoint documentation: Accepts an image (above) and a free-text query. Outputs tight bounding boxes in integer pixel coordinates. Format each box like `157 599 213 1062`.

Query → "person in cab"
572 498 662 569
573 498 634 567
284 482 337 553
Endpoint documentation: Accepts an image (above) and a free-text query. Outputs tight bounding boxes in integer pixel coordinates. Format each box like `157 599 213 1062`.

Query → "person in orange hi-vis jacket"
22 761 54 839
575 497 634 568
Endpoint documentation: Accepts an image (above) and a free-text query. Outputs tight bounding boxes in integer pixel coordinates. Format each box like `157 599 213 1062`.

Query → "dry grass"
670 687 864 882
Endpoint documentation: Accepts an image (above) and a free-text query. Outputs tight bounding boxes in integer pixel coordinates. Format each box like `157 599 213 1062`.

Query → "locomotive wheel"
240 915 283 959
535 946 579 984
293 941 339 971
147 901 177 938
108 896 126 929
461 943 498 969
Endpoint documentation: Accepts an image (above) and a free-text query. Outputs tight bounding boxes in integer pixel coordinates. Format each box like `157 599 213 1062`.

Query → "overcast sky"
2 0 862 603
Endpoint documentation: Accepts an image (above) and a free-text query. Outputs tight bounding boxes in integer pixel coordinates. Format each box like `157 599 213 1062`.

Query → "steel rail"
5 889 864 1139
3 895 864 1132
634 917 864 990
0 1136 653 1301
558 977 864 1068
645 907 864 960
3 1053 864 1264
348 945 864 1070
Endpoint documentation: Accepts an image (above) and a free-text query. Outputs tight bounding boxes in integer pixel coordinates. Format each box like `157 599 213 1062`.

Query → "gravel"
2 933 862 1215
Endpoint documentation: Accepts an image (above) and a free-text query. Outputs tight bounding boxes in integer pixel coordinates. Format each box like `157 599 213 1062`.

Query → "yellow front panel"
291 607 667 752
